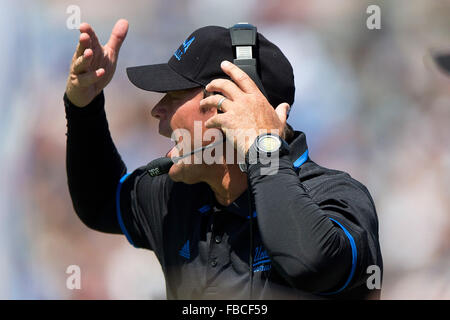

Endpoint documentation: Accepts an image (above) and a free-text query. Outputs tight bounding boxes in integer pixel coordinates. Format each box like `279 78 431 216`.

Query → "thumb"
107 19 129 55
275 103 290 125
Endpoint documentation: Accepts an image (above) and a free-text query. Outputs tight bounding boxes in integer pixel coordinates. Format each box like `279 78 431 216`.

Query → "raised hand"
200 61 290 156
65 19 129 107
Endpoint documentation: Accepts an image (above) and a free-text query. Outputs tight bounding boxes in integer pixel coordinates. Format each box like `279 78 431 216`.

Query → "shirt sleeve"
247 155 381 295
65 91 172 258
65 91 126 234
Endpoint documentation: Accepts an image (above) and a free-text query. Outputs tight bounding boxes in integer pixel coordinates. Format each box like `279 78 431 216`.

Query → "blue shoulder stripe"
116 173 136 247
293 149 309 168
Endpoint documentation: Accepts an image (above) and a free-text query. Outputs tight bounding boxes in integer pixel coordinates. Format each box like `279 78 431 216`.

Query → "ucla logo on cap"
174 36 195 61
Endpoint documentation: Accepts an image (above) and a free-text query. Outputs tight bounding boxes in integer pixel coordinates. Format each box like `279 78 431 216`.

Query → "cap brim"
126 63 201 92
434 54 450 74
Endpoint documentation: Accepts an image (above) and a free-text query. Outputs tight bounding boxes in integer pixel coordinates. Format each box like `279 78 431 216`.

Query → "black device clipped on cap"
229 23 268 98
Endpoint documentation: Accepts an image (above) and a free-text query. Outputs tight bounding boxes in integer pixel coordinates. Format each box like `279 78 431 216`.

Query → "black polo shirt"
117 133 382 300
65 91 383 300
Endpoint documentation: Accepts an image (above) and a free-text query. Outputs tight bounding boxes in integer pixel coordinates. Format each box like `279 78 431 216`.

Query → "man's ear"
200 88 221 115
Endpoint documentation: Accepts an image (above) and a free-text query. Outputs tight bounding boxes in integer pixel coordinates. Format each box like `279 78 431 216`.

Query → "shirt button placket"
209 212 218 269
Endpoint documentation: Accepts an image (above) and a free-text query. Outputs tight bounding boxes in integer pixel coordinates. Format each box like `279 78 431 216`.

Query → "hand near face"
200 61 290 156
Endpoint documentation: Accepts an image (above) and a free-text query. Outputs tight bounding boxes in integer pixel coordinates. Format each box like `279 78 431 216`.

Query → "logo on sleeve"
253 245 271 273
174 36 196 61
179 240 190 260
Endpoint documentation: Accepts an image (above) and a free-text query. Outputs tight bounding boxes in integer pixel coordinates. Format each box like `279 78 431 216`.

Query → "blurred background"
0 0 449 299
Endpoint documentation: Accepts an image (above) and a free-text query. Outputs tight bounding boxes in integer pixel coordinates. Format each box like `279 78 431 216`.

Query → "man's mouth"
165 145 176 158
167 139 184 159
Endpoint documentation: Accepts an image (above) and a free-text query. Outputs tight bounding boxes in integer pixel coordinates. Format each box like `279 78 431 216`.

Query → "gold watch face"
257 135 281 153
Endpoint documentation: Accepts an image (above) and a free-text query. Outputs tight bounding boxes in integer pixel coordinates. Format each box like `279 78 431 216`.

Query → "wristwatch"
239 133 290 173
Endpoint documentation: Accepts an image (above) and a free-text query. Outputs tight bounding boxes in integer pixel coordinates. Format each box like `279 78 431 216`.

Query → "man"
64 19 382 299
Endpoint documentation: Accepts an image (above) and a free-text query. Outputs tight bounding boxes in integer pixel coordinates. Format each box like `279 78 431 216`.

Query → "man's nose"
151 100 168 120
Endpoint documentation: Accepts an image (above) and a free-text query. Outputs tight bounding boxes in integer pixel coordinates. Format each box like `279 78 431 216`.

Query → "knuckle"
211 116 221 125
73 60 81 69
70 74 78 83
75 55 84 64
228 64 239 73
210 79 223 88
236 73 248 82
201 96 212 105
243 95 253 104
223 80 234 90
78 74 91 86
208 79 218 87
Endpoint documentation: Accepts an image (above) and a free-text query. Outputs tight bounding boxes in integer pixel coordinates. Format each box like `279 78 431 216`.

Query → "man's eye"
172 97 184 104
170 94 184 100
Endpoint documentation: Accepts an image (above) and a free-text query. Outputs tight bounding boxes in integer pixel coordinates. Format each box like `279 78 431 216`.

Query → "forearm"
65 91 126 233
248 157 352 292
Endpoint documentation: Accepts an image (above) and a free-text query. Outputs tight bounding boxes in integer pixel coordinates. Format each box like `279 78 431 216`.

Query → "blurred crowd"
0 0 449 299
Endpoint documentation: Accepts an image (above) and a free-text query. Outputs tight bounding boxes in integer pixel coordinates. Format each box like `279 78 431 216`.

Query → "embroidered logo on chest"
253 245 272 273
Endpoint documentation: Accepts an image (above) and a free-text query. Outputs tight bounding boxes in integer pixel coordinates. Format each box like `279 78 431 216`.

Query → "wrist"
64 90 105 119
239 132 289 173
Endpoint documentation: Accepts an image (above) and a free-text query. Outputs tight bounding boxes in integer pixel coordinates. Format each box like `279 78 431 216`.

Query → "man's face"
151 87 207 138
151 87 218 183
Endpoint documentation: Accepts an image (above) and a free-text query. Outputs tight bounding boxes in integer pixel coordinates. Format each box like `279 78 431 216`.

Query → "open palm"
66 19 129 107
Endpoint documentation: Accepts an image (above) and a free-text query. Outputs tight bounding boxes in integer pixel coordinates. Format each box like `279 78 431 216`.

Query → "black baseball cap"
126 25 295 108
